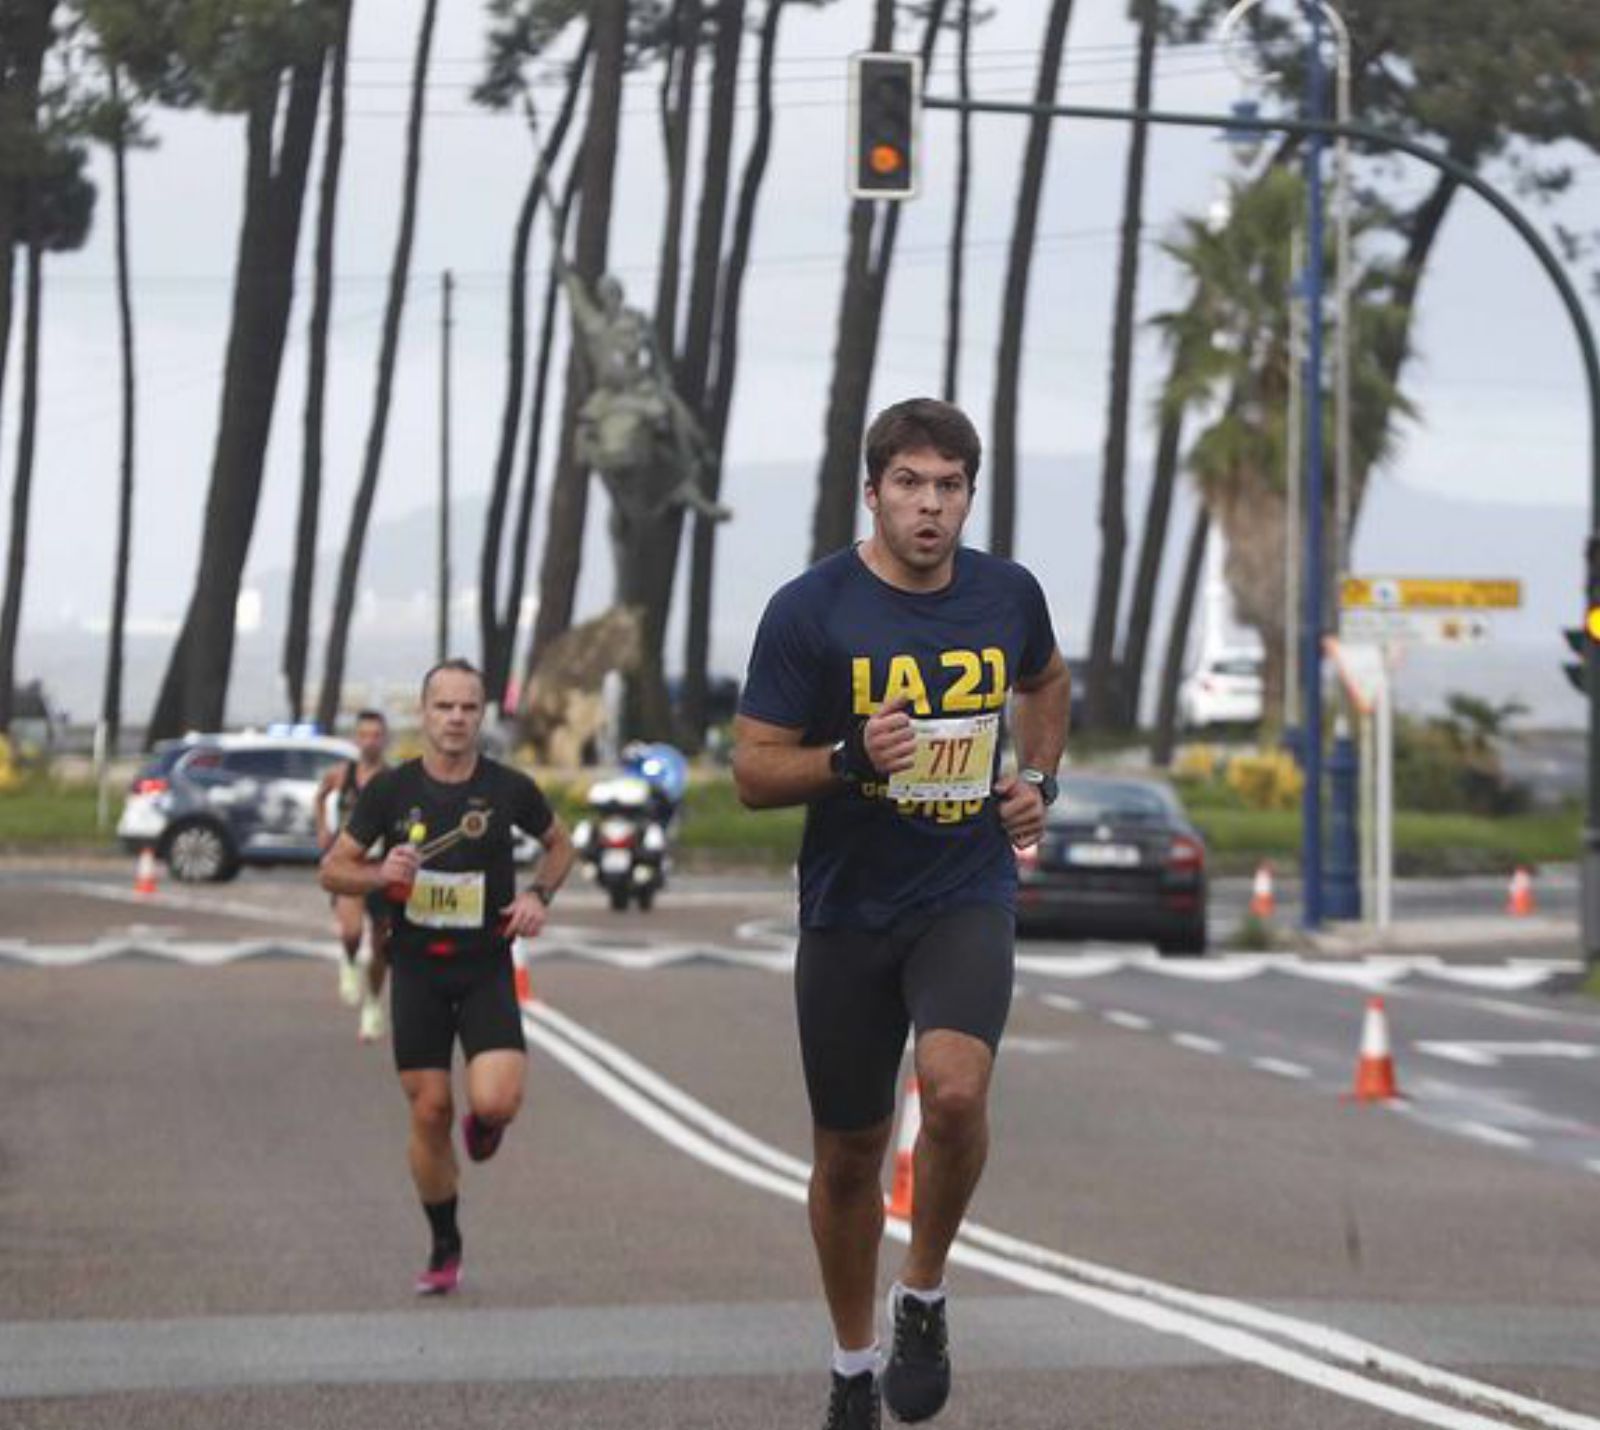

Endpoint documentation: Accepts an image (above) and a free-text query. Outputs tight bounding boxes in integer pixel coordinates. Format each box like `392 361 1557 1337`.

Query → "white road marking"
1448 1122 1533 1150
1415 1041 1598 1069
1039 993 1081 1013
524 1002 1600 1430
1102 1010 1153 1031
1586 1160 1600 1176
1171 1033 1224 1055
1251 1057 1313 1079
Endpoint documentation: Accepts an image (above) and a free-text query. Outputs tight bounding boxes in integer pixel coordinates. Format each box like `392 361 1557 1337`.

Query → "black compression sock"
423 1196 461 1255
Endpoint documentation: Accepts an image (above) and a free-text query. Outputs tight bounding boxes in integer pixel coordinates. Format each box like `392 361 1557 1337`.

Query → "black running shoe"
823 1370 880 1430
461 1112 504 1163
881 1291 950 1422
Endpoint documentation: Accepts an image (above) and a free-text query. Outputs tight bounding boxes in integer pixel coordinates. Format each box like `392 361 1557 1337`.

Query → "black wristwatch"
528 883 555 907
1019 767 1060 807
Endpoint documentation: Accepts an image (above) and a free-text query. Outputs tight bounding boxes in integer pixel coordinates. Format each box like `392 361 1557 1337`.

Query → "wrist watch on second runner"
529 883 555 906
1019 767 1060 806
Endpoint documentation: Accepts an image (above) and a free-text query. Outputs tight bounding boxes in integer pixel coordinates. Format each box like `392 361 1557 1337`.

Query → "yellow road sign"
1340 576 1522 611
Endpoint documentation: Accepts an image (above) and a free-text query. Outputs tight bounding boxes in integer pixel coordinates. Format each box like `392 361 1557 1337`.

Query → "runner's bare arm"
1010 648 1070 772
313 769 339 853
500 815 577 938
321 829 413 896
995 650 1070 848
732 716 831 809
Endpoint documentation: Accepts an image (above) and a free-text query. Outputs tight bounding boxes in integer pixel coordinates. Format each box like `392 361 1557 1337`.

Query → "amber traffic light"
849 53 920 200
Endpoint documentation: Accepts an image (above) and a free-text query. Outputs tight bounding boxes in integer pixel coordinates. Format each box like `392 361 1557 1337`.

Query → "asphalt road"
1 864 1597 1429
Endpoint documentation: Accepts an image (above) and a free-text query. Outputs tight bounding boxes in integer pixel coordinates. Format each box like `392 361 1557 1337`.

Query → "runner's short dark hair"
421 658 486 703
355 709 387 726
864 398 982 489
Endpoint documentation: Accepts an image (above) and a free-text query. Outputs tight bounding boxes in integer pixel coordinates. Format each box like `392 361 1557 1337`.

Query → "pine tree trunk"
479 44 587 706
1152 507 1209 768
529 0 629 669
653 0 700 353
1082 0 1156 732
680 0 787 744
942 0 971 402
990 0 1075 560
0 229 42 733
283 0 351 722
316 0 439 731
619 0 745 743
100 66 137 748
498 168 580 706
1119 402 1182 729
147 47 327 742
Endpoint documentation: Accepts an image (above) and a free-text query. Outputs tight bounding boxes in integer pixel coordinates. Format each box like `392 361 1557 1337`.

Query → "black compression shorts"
794 901 1015 1133
390 947 526 1072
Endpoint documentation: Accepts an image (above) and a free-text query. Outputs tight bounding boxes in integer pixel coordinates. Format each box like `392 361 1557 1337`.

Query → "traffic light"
1564 626 1586 694
1565 535 1600 693
848 53 921 200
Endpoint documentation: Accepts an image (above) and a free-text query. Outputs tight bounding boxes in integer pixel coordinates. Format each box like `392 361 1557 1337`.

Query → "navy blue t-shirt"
739 545 1057 930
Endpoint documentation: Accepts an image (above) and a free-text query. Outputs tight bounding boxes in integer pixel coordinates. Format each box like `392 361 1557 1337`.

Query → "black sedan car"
1014 772 1207 955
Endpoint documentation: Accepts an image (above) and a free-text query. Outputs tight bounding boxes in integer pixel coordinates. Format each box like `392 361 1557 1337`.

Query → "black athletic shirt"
344 756 554 959
739 544 1057 930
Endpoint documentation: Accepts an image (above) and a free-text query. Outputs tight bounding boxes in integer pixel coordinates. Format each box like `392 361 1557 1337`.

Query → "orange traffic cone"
1506 866 1535 917
133 845 159 897
1345 996 1401 1103
1249 861 1276 919
511 935 536 1006
886 1076 922 1220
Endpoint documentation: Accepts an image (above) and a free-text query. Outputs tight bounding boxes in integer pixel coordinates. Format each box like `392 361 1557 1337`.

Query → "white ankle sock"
894 1280 947 1308
832 1342 880 1379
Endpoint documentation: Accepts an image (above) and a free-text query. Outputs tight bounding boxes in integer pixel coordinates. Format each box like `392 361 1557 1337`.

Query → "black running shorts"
390 948 526 1072
795 901 1015 1133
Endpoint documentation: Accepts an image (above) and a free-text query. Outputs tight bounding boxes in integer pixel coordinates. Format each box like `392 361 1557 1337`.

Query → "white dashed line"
1450 1121 1533 1151
1172 1033 1225 1055
1040 993 1082 1013
1586 1160 1600 1177
1103 1010 1153 1031
1251 1057 1313 1079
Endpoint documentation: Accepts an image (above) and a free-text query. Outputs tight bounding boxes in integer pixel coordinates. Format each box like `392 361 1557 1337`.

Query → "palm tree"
1152 169 1412 736
317 0 440 731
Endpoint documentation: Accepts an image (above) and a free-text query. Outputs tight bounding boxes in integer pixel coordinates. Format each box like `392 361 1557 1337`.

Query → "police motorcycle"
573 742 687 912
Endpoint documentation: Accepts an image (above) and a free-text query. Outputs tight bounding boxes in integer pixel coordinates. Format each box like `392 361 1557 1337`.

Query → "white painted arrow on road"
1414 1040 1598 1068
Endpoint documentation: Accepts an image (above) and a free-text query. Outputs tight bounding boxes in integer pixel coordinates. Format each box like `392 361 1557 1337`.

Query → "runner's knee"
473 1083 522 1127
406 1085 454 1137
919 1076 987 1143
813 1125 891 1202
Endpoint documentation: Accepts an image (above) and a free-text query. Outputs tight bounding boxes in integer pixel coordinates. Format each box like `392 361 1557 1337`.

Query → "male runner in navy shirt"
734 398 1070 1428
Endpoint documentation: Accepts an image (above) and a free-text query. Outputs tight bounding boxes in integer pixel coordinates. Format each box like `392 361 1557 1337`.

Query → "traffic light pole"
920 90 1600 967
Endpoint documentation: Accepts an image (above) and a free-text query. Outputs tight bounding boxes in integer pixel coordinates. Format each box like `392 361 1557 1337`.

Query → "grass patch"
0 768 1580 878
0 777 118 847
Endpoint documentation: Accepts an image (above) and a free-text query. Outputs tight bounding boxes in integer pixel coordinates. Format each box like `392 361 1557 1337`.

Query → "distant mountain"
21 456 1588 731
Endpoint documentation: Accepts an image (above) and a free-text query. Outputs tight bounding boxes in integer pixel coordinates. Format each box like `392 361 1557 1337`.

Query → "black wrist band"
846 720 877 779
529 883 554 907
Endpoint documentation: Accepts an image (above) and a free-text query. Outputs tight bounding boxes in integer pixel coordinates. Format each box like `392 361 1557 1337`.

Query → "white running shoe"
358 997 386 1043
338 959 363 1007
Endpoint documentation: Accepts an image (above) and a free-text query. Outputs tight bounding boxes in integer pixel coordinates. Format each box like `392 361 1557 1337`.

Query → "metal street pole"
438 269 453 663
918 91 1600 966
1300 1 1328 927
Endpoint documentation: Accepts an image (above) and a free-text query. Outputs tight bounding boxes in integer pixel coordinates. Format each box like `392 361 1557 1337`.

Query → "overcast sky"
6 0 1598 683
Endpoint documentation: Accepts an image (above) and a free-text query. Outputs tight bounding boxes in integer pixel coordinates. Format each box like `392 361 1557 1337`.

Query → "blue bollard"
1326 727 1361 920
